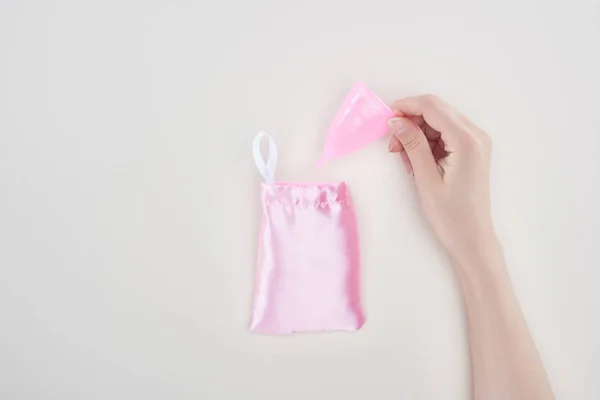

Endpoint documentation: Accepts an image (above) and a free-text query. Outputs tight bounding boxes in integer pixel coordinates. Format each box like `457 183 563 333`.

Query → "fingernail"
388 117 407 135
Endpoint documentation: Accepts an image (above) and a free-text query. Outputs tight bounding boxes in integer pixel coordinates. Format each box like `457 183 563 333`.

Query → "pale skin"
387 95 554 400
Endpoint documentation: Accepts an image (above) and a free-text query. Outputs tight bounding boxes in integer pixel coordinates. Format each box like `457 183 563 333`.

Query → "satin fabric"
250 181 364 334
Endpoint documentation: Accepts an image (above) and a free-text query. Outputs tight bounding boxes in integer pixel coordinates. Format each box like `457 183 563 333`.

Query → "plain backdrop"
1 1 599 399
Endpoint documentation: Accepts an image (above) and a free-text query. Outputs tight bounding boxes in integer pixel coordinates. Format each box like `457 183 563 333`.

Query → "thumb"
388 117 441 183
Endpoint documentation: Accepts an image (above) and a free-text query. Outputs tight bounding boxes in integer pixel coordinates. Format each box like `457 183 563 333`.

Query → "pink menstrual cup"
317 82 395 166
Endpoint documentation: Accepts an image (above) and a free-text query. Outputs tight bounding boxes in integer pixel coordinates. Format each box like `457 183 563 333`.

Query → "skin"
387 95 554 400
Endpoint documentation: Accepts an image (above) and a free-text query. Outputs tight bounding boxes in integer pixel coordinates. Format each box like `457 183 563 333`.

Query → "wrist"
449 236 514 304
449 231 506 277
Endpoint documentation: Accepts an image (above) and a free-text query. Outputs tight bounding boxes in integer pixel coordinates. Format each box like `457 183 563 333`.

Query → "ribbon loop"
252 132 278 184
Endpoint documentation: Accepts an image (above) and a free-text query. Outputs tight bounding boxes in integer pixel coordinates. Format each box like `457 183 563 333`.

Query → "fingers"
400 149 413 175
388 117 441 184
388 134 403 153
431 140 449 160
422 124 441 141
391 95 467 145
390 132 447 160
405 115 441 140
388 135 414 175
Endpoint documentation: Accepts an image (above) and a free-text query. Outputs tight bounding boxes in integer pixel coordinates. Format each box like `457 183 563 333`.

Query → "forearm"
451 236 554 400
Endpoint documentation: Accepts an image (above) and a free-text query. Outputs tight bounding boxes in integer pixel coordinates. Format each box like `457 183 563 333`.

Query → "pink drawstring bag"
250 132 365 334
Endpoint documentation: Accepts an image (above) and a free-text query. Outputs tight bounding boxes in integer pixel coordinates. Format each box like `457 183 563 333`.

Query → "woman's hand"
388 95 554 399
387 95 495 264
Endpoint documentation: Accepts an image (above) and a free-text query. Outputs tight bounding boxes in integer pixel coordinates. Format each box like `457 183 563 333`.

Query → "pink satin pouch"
250 133 365 334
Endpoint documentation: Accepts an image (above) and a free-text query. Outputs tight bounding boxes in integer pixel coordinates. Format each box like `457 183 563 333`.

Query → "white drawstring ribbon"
252 132 278 185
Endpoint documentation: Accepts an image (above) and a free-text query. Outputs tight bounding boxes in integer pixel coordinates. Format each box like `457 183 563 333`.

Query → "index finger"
391 95 465 141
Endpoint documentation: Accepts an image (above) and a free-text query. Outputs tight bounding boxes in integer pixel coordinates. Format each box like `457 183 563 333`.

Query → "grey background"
1 0 599 399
